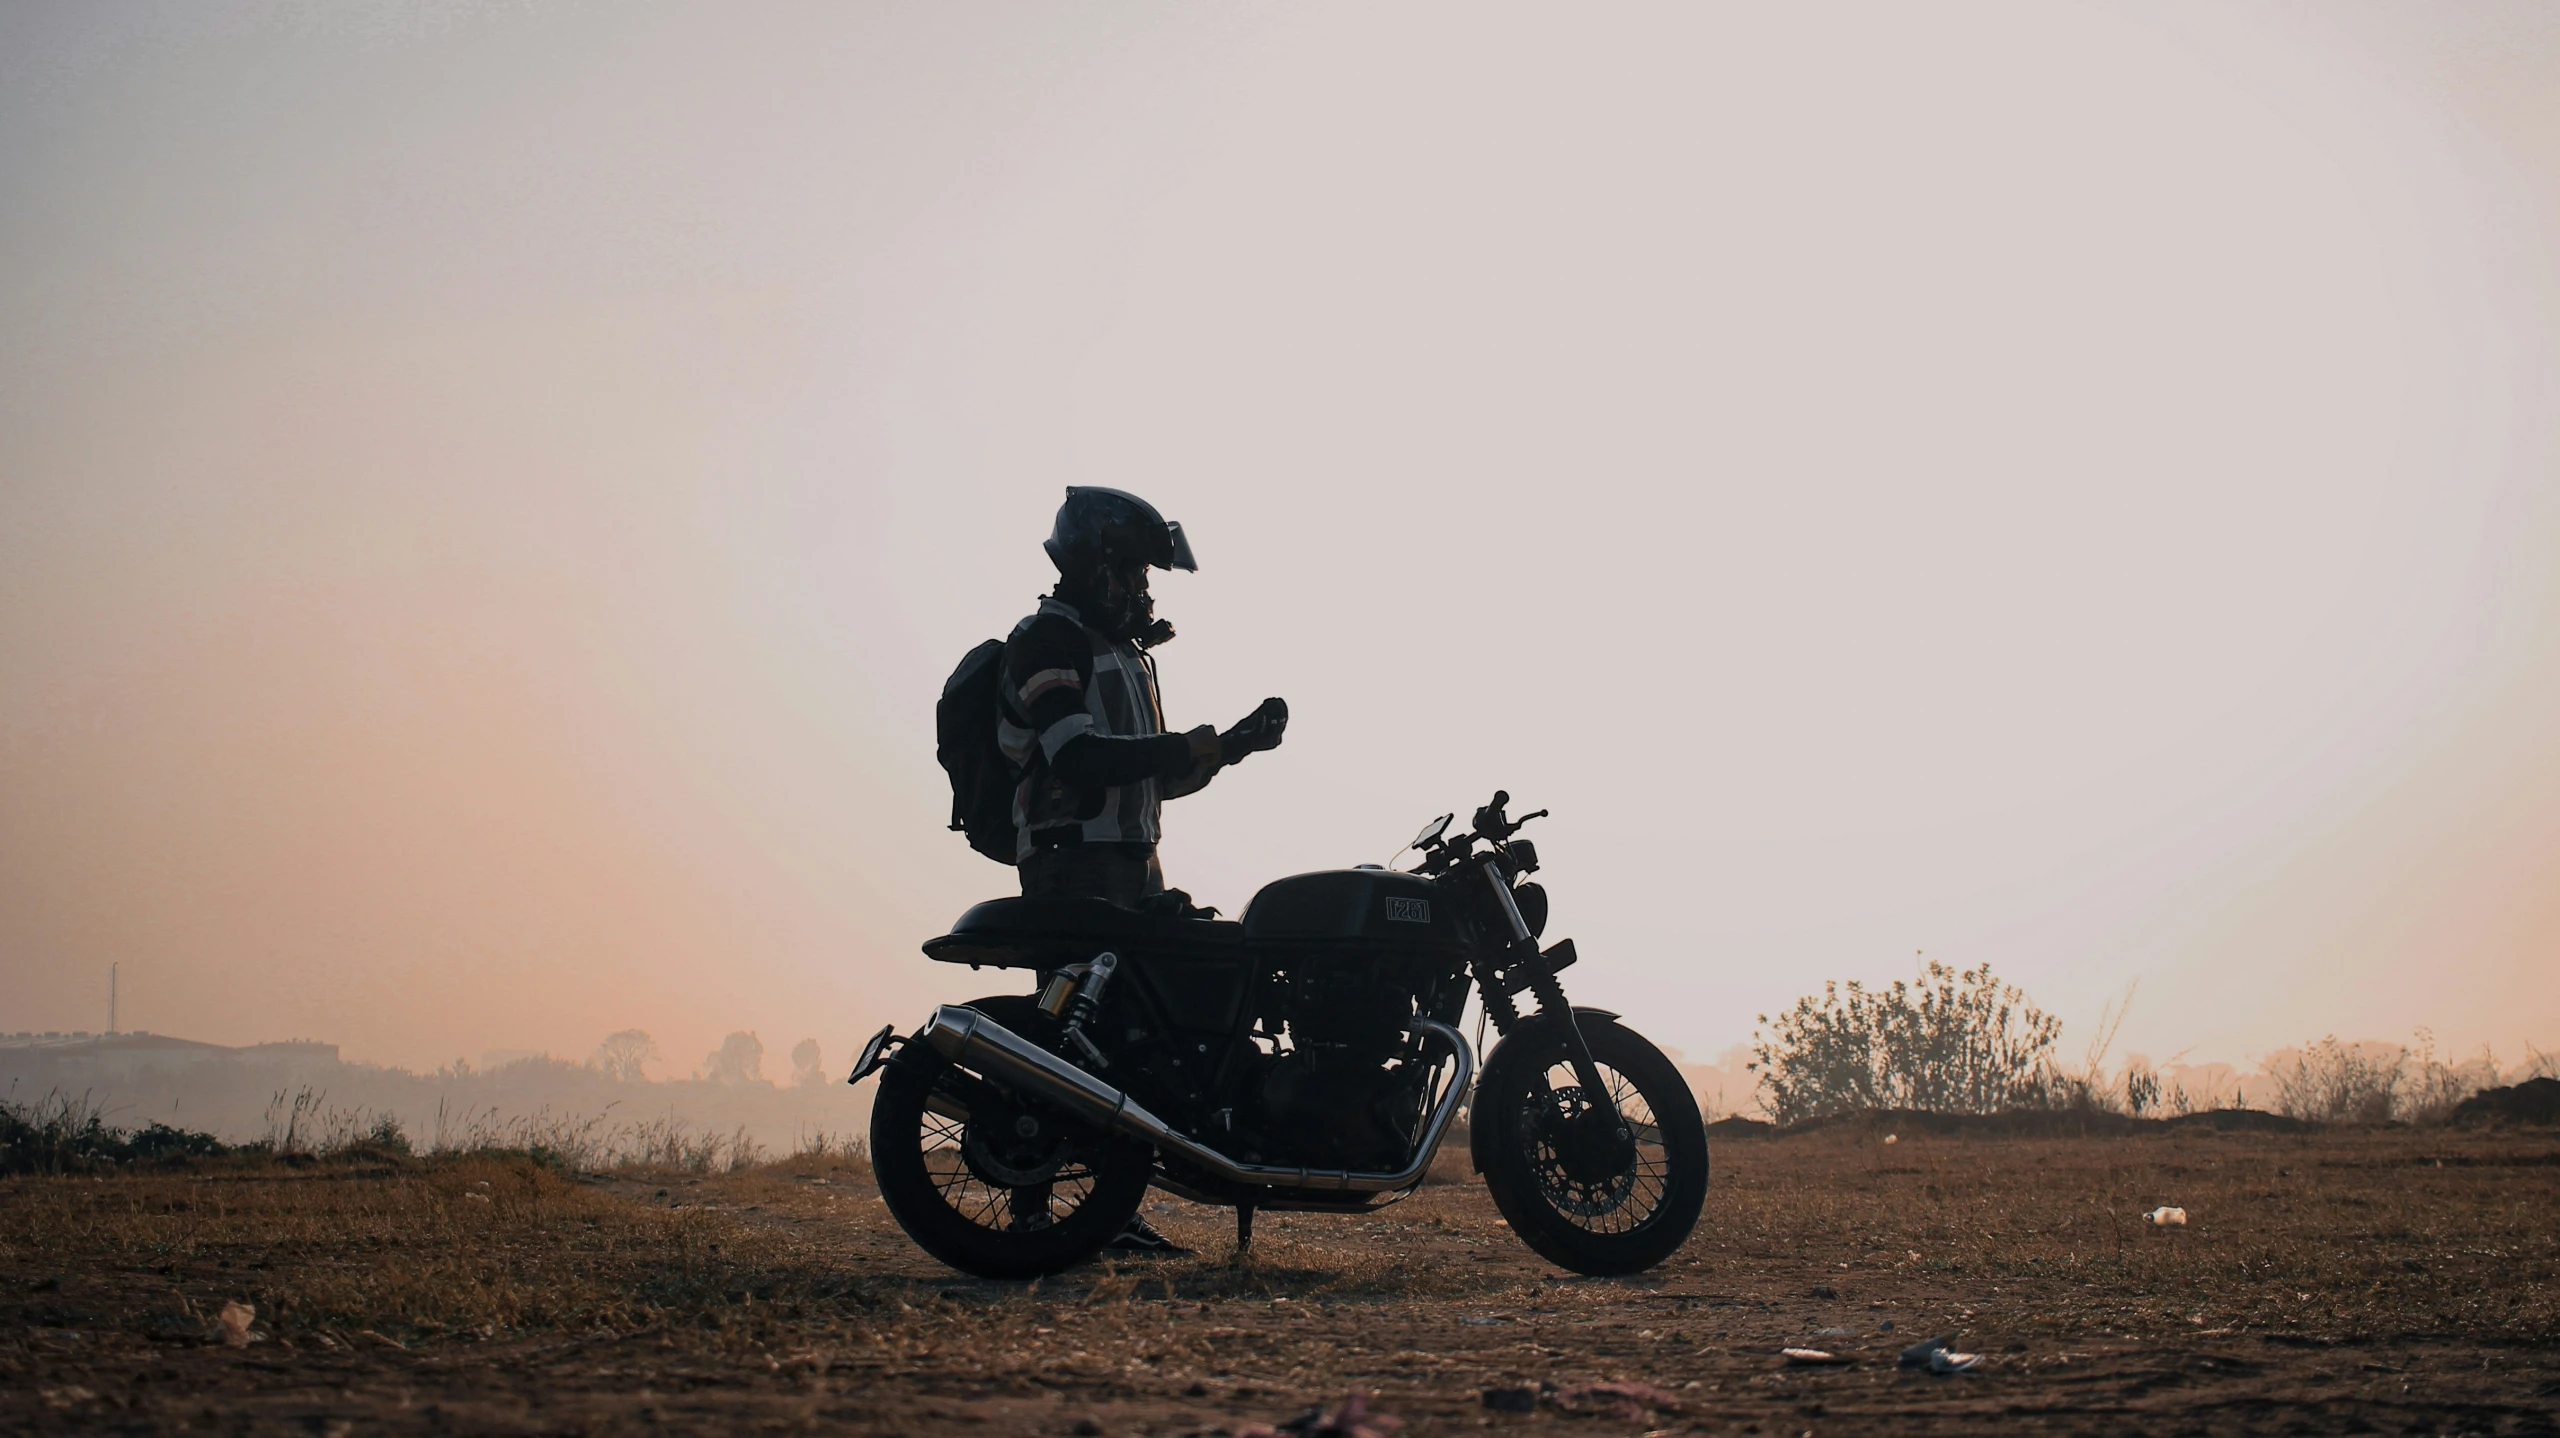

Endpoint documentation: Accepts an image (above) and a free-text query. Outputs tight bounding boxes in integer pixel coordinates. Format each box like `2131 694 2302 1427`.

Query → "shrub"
2267 1036 2403 1124
0 1091 232 1174
1751 960 2061 1125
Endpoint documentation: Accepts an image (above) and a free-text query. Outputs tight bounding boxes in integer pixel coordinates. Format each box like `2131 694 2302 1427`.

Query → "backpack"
937 638 1019 865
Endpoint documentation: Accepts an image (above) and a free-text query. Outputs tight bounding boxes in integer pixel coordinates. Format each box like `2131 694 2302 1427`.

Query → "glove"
1180 724 1221 768
1218 697 1289 765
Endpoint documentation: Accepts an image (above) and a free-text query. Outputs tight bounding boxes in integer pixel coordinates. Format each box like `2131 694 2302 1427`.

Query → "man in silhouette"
995 488 1285 1257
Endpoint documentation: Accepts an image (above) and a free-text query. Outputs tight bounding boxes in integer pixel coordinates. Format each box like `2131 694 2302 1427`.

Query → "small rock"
1072 1419 1105 1436
217 1301 256 1349
1480 1386 1537 1412
1809 1285 1837 1300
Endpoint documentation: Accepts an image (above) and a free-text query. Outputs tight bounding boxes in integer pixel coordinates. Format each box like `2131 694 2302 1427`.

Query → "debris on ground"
1480 1386 1537 1413
1239 1394 1403 1438
2145 1206 2188 1226
1897 1335 1984 1374
1884 1133 1900 1144
216 1301 256 1348
1549 1381 1685 1420
1781 1347 1851 1366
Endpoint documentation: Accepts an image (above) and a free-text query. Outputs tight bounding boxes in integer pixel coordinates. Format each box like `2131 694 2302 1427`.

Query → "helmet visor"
1162 520 1197 572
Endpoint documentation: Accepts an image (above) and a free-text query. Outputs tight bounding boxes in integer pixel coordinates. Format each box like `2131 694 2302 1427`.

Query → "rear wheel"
1475 1012 1708 1276
869 996 1152 1279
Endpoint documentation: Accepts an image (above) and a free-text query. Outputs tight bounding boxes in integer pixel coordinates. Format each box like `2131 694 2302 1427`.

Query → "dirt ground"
5 1122 2557 1436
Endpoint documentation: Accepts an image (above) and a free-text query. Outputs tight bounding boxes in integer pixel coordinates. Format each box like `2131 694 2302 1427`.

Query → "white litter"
2145 1206 2188 1227
1883 1133 1900 1145
1898 1336 1981 1374
1781 1347 1851 1366
1931 1347 1983 1375
217 1301 256 1348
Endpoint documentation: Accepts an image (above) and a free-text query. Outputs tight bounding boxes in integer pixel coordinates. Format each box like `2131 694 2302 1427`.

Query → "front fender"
1468 1006 1621 1174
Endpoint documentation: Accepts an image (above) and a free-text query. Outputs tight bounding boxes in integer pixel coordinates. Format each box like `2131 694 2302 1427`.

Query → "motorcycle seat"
921 896 1246 970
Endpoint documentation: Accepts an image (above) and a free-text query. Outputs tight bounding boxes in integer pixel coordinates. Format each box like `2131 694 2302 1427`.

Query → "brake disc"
1526 1084 1639 1218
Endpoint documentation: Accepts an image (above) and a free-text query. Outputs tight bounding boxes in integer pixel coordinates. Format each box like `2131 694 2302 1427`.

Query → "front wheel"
869 996 1153 1279
1474 1011 1709 1276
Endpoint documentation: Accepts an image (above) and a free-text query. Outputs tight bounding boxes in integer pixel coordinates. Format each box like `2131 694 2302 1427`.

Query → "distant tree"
705 1031 767 1086
790 1038 825 1088
1751 960 2060 1126
589 1029 659 1083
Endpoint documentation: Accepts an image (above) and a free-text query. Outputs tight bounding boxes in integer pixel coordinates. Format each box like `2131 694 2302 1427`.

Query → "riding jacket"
996 596 1218 860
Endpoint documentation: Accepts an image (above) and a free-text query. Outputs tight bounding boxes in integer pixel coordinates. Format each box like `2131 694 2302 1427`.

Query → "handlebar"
1410 790 1546 874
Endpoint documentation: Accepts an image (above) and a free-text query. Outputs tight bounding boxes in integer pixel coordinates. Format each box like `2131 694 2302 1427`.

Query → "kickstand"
1233 1202 1255 1261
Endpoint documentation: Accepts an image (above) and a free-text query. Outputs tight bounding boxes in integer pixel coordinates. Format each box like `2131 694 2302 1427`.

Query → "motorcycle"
847 792 1710 1279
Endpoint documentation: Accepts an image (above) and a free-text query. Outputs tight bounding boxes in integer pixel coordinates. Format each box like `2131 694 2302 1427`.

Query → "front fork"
1475 863 1626 1137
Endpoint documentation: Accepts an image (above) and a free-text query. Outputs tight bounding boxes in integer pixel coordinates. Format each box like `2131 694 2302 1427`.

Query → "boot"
1106 1212 1193 1257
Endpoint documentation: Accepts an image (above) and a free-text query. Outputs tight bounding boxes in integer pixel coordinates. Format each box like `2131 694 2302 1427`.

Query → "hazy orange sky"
4 2 2556 1082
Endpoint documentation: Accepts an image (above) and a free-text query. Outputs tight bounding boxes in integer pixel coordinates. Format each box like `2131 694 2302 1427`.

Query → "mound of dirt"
2450 1075 2560 1126
1765 1106 2309 1139
1705 1116 1774 1139
2160 1107 2313 1134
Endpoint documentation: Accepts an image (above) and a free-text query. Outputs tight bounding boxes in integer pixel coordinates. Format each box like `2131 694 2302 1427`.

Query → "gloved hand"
1180 724 1221 768
1218 697 1289 765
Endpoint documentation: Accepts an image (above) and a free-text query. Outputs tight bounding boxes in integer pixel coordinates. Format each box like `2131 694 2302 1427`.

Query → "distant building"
0 1031 340 1085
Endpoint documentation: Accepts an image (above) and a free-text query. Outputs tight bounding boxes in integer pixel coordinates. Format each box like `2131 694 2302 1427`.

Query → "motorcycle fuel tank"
1240 869 1463 948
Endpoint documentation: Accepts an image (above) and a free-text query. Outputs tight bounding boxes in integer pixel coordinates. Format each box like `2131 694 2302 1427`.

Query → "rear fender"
1468 1006 1621 1173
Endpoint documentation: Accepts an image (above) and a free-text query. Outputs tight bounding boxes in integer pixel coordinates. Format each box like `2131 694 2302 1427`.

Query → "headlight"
1511 881 1549 939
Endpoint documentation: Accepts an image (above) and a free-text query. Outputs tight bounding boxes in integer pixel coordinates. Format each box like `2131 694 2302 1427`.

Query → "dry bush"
786 1127 870 1170
261 1087 413 1156
2267 1036 2403 1123
610 1114 765 1173
1752 960 2060 1124
2400 1028 2505 1124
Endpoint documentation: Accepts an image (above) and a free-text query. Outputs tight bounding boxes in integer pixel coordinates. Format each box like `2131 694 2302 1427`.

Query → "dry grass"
0 1148 895 1351
3 1126 2554 1435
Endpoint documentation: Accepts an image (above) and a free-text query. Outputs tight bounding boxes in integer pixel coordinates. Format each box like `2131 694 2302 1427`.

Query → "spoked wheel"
1474 1011 1708 1275
869 996 1152 1279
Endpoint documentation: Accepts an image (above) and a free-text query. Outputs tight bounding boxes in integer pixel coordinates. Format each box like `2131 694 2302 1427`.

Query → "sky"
3 1 2556 1082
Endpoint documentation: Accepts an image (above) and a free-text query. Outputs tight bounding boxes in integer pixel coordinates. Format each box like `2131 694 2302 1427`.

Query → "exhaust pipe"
918 1004 1473 1195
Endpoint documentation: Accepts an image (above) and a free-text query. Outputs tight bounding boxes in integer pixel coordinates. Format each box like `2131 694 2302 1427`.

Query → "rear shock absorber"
1053 950 1118 1070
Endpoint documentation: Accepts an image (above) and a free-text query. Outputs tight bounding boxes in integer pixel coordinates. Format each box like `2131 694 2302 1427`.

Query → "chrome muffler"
916 1004 1473 1194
